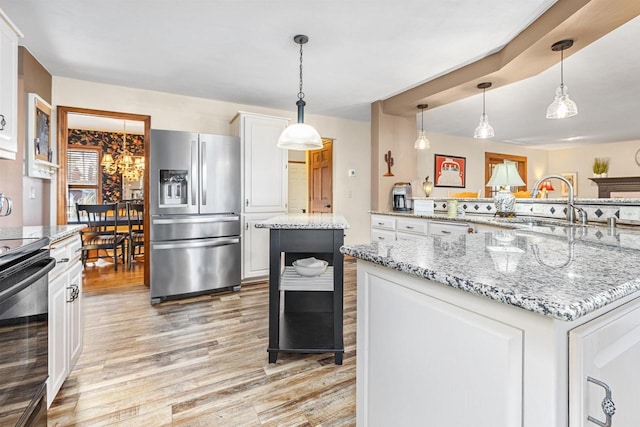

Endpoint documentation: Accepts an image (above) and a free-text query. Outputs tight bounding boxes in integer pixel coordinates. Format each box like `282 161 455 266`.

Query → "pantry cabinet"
48 233 83 408
0 9 20 160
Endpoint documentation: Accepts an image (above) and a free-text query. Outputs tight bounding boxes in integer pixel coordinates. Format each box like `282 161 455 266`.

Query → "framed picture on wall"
561 172 577 196
29 93 52 161
434 154 466 188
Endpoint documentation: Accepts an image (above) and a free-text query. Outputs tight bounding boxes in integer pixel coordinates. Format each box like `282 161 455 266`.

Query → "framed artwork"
29 93 52 162
434 154 466 188
561 172 577 196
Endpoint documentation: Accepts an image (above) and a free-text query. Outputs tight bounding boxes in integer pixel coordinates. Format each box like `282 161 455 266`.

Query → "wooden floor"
48 257 357 426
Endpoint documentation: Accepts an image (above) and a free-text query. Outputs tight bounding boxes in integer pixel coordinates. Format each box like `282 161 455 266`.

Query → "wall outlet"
619 206 640 221
348 169 356 177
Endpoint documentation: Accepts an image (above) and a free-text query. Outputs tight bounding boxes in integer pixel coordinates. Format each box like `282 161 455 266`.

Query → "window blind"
67 149 99 185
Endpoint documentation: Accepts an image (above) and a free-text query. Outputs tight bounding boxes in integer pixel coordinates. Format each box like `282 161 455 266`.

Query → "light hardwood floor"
49 257 357 426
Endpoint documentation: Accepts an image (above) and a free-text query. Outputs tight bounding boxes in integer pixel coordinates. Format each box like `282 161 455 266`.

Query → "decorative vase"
601 172 608 178
593 173 602 178
422 178 433 197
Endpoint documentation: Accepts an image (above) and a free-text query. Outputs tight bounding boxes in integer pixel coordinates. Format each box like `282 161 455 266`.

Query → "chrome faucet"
530 175 576 223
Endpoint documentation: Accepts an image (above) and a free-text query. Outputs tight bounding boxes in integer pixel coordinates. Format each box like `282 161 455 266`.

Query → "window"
67 147 101 222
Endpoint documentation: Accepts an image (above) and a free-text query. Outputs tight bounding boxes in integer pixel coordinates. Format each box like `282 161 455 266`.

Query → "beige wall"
547 139 640 198
52 77 372 244
415 132 550 198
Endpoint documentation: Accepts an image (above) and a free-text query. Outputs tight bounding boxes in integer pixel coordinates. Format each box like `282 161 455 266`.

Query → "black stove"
0 236 53 427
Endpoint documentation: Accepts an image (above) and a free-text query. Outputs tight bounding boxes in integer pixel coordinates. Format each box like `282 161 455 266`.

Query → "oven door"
0 253 54 427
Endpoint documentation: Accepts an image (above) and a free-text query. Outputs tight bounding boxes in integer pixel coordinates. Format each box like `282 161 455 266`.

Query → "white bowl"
292 258 328 277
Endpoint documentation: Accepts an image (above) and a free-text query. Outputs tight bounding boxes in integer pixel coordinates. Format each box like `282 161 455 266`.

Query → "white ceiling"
1 0 638 147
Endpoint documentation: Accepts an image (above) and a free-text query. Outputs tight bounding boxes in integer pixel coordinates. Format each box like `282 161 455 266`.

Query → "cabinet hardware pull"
245 199 249 207
377 222 384 225
587 376 615 427
378 236 384 240
58 257 70 263
440 230 451 234
405 226 414 229
0 114 5 131
246 223 249 230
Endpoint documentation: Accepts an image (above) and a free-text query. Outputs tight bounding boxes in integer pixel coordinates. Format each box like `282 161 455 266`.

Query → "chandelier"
100 121 144 181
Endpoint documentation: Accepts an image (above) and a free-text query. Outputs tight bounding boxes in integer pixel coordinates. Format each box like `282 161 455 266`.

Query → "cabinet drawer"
429 221 474 236
396 218 428 235
371 229 395 242
397 231 427 242
49 235 82 280
371 215 396 231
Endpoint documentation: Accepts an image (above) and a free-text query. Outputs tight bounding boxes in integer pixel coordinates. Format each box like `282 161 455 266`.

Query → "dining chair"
126 202 144 269
76 203 127 270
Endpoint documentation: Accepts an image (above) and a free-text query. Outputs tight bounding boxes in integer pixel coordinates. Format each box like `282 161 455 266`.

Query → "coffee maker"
392 182 413 211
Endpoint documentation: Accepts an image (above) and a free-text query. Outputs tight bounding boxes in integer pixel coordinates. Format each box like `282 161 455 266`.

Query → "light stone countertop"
0 225 85 243
256 213 350 229
344 216 640 321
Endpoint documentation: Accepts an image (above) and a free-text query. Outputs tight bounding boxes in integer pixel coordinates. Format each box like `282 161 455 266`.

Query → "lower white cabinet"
242 212 280 281
48 234 83 408
429 220 474 235
569 299 640 426
357 260 640 426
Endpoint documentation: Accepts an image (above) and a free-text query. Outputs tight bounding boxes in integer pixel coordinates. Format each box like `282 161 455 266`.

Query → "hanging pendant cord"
298 41 304 100
421 107 424 131
560 48 564 88
482 88 486 115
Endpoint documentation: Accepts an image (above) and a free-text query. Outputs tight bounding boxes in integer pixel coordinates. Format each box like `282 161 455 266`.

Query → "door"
569 298 640 427
149 129 199 215
200 134 241 214
309 140 333 213
242 213 273 280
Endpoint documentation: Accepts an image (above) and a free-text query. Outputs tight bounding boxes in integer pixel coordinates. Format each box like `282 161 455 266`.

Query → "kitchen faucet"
530 175 577 223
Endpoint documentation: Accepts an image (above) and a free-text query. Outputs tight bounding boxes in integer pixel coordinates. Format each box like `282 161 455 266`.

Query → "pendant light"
414 104 430 150
546 39 578 119
473 82 494 139
277 34 323 151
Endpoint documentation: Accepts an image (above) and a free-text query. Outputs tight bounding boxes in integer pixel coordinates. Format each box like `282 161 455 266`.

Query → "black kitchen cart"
257 214 349 365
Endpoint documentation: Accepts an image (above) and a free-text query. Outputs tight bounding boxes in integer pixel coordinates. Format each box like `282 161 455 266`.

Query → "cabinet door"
242 213 273 280
242 115 288 212
371 228 395 243
48 273 69 408
0 14 18 159
67 261 83 367
569 298 640 427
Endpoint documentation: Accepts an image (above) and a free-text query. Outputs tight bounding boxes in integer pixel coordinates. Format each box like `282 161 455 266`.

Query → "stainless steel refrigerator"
149 129 241 304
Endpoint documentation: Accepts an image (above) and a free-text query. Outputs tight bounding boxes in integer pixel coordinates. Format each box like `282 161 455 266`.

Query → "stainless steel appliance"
392 182 413 211
149 130 241 304
0 237 54 427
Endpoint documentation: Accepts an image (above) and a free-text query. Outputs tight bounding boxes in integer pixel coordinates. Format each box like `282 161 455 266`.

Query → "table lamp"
538 180 554 198
486 163 526 217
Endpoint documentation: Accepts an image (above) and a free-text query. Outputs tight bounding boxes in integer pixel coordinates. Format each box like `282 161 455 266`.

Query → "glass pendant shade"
277 123 322 150
474 113 495 139
546 84 578 119
414 104 430 150
414 130 430 150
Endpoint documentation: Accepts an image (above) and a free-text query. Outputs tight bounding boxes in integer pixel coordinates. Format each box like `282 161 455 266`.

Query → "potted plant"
592 158 609 177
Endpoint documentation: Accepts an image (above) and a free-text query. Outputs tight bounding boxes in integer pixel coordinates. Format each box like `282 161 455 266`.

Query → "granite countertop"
343 221 640 321
0 225 85 242
256 213 350 229
413 197 640 205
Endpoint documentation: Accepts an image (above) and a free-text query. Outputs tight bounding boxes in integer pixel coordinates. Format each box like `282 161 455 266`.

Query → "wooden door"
308 140 333 213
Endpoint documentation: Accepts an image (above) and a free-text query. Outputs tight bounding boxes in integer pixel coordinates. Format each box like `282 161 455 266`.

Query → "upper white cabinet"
0 9 21 160
231 112 289 213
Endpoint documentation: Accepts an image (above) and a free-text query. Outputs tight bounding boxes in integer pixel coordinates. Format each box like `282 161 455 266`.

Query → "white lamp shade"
414 130 430 150
473 113 495 139
546 85 578 119
277 123 323 151
486 163 525 187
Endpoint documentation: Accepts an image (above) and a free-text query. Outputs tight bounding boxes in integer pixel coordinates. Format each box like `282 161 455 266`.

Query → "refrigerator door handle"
153 237 240 250
152 215 239 225
201 140 207 205
191 138 197 206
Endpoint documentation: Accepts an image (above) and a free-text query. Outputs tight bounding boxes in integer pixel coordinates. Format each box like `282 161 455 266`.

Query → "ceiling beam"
381 0 640 117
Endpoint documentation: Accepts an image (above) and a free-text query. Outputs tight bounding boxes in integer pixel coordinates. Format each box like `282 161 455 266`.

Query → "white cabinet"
0 9 20 160
569 298 640 427
429 220 475 236
370 214 396 242
241 213 273 280
232 112 289 282
48 233 83 408
232 112 289 213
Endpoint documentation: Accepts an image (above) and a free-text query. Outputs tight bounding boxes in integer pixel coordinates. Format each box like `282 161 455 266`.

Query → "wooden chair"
76 203 127 270
126 202 144 269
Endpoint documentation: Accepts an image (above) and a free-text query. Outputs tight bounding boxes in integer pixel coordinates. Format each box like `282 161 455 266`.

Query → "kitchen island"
342 221 640 426
257 213 349 364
